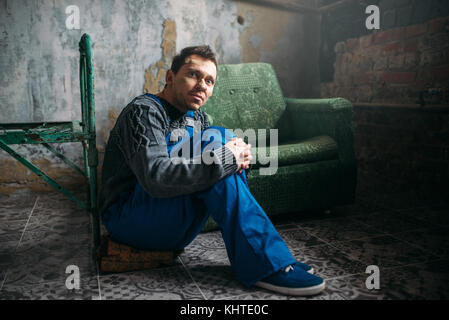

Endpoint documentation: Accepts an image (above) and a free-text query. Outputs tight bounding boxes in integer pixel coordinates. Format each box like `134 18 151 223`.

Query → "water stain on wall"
236 2 292 63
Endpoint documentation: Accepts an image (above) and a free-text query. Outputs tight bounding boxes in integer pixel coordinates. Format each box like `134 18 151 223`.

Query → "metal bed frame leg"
80 33 100 249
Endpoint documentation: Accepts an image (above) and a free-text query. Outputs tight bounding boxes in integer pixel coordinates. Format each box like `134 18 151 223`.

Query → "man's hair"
170 45 217 74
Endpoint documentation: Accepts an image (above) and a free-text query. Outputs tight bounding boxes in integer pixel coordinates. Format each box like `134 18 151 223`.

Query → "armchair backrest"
201 63 286 131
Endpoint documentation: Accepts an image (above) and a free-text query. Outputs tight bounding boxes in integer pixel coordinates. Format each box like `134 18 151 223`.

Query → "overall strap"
143 93 172 123
185 110 195 137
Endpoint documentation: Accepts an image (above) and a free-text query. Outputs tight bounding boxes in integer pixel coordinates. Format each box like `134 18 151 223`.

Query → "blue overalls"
102 94 296 287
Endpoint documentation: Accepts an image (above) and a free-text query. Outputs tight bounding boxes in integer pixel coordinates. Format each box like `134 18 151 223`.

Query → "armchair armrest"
283 97 356 164
285 98 353 113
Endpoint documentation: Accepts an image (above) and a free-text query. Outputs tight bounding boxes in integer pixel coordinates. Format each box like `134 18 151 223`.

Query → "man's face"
166 54 217 112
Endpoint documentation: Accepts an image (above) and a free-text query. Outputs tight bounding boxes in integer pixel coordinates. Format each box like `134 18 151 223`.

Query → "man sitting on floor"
97 45 325 296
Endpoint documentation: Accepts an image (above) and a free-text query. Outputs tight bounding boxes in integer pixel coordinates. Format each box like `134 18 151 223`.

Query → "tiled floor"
0 172 448 300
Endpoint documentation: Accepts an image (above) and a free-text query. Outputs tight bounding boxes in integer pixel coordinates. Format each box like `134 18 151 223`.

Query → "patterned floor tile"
0 263 8 286
0 184 447 300
33 200 88 217
0 190 36 215
298 217 384 242
0 220 27 237
180 246 229 266
331 235 440 269
0 253 14 267
0 234 21 251
274 223 301 231
212 276 380 301
278 258 449 300
3 243 96 286
16 229 91 253
0 276 99 300
278 227 326 249
399 206 449 228
378 259 449 299
289 244 367 279
0 235 19 270
191 231 226 249
180 231 230 266
99 265 204 300
391 227 449 259
186 265 253 300
351 210 435 234
0 208 32 222
221 291 289 300
26 211 90 235
0 190 37 208
318 269 439 300
223 284 356 300
0 239 17 266
314 274 385 300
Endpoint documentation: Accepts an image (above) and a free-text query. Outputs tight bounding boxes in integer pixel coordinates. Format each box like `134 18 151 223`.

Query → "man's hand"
224 137 253 174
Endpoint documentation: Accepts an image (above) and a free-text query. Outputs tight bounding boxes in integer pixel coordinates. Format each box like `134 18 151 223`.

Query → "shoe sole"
254 280 325 296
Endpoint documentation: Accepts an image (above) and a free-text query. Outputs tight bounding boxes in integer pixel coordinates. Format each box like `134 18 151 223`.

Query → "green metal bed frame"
0 33 100 248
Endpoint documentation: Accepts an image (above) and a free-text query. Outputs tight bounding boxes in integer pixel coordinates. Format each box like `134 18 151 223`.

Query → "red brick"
346 38 359 51
374 30 391 44
416 68 432 86
406 23 428 38
393 27 407 41
420 50 448 66
354 73 373 85
431 65 449 81
443 48 449 62
404 53 419 68
383 41 402 52
373 27 406 45
428 16 449 34
429 33 449 50
355 85 373 102
342 52 353 63
382 71 416 84
388 54 405 69
403 40 419 53
373 55 388 71
359 34 373 48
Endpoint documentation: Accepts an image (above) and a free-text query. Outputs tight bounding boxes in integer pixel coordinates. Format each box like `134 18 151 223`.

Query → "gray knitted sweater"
97 94 238 218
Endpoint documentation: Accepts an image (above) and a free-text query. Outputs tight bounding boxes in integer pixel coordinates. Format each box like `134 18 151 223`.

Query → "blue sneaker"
255 264 325 296
295 261 314 274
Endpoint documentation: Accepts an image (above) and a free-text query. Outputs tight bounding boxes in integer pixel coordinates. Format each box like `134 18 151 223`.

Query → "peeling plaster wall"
0 0 320 193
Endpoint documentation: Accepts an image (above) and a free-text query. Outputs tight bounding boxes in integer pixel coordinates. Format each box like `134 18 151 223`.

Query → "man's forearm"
129 144 238 198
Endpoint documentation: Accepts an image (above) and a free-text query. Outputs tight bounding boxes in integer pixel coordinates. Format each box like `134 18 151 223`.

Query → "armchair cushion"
253 135 338 169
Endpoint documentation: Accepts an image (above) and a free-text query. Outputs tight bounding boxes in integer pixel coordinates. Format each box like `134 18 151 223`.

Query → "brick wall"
319 0 449 82
321 16 449 104
319 13 449 198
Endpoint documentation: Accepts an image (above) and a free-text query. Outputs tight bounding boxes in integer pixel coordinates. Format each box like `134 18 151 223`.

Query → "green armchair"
201 63 357 231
